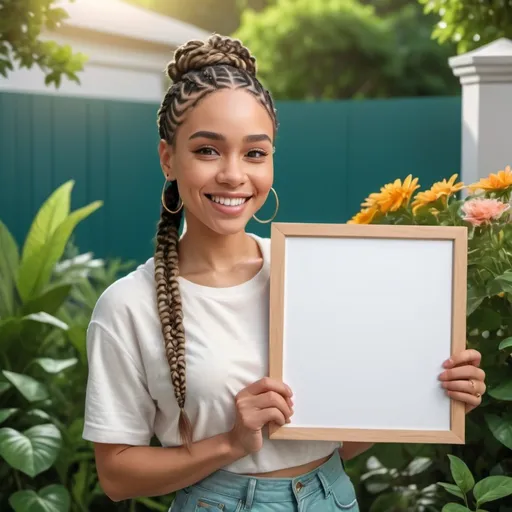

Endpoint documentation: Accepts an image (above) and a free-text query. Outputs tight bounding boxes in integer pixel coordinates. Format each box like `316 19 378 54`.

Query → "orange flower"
468 165 512 193
361 175 420 214
412 174 464 213
461 198 510 226
348 207 378 224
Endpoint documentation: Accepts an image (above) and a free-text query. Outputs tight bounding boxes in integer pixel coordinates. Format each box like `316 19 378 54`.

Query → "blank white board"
269 223 467 444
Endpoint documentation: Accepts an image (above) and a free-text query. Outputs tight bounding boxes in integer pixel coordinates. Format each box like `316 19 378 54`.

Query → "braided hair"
155 34 278 448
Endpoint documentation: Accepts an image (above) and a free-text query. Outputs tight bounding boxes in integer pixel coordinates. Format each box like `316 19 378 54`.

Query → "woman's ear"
158 140 175 180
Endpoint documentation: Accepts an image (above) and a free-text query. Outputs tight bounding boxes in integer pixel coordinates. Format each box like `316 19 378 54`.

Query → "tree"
233 0 458 100
234 0 397 100
419 0 512 54
0 0 87 87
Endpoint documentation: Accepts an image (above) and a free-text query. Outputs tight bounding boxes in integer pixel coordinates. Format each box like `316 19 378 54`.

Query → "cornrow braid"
154 34 278 448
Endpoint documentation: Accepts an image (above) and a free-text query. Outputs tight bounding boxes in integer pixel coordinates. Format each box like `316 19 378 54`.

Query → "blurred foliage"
124 0 270 35
234 0 459 100
419 0 512 54
0 0 87 87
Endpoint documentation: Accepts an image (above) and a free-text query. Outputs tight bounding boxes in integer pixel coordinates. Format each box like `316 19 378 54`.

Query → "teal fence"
0 92 461 263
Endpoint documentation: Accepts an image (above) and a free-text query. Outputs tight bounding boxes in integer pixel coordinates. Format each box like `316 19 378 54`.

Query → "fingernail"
287 386 293 396
286 418 291 423
443 359 453 368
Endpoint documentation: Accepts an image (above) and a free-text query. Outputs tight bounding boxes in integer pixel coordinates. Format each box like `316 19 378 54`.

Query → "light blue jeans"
170 450 359 511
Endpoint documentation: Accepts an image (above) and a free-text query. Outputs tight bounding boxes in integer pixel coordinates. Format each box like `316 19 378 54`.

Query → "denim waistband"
188 450 345 505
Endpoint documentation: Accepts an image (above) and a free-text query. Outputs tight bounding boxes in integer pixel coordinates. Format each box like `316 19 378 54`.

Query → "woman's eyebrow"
188 131 271 144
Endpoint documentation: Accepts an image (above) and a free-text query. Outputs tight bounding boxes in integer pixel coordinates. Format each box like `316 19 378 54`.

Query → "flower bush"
348 166 512 512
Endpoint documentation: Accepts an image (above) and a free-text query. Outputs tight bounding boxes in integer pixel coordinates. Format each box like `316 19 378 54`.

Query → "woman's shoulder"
249 232 271 262
90 257 157 331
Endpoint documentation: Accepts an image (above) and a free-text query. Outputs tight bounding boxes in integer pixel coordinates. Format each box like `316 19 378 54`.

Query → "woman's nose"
216 157 247 186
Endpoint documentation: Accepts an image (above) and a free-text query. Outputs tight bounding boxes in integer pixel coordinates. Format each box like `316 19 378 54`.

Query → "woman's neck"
177 216 262 277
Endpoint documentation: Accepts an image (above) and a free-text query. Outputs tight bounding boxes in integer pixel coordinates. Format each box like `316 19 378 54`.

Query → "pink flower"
461 198 510 226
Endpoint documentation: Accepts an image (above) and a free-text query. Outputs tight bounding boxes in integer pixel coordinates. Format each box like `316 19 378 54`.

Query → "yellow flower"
361 175 420 214
411 174 464 213
348 207 378 224
468 165 512 192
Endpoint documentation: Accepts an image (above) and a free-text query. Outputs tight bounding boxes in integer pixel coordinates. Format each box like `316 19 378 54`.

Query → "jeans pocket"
329 474 359 511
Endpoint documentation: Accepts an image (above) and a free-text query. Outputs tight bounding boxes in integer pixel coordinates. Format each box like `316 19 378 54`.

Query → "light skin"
93 88 486 501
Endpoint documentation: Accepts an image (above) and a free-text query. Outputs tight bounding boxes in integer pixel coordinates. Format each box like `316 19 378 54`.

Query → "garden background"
0 1 511 511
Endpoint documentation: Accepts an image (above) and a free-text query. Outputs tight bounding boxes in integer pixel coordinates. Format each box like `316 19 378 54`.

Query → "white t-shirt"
83 233 340 474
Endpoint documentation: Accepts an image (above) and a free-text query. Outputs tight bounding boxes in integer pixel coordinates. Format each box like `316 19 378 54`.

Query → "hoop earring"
161 180 183 214
253 187 279 224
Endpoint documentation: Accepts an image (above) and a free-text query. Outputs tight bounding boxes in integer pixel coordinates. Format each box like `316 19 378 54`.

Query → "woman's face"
159 88 275 236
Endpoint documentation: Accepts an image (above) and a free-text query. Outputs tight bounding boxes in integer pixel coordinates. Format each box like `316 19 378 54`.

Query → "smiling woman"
82 34 485 512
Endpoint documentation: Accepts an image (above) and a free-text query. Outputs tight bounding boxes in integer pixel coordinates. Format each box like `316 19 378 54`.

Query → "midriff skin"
244 454 332 478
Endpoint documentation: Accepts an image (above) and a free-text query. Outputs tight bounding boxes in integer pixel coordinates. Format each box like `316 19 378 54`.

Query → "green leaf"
26 409 52 421
0 408 18 424
34 358 77 374
17 200 102 301
448 454 475 493
498 337 512 350
23 284 72 316
488 380 512 401
490 271 512 295
468 308 502 331
2 371 49 402
21 181 74 264
442 505 472 512
9 484 70 512
0 220 20 317
25 312 68 331
0 381 11 394
438 482 465 500
485 414 512 450
369 491 408 512
466 286 485 316
0 424 61 477
474 476 512 506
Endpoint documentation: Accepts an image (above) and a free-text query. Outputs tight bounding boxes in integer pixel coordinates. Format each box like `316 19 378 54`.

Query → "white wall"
0 30 170 103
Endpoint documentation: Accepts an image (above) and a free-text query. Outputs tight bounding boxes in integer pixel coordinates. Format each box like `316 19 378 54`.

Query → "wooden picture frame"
268 223 467 444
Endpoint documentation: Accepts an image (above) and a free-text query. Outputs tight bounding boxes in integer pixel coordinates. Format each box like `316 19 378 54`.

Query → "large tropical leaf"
34 358 77 374
25 312 69 331
9 484 70 512
17 200 102 302
2 371 49 402
21 181 74 265
0 424 61 477
22 284 72 316
0 220 20 317
0 408 18 424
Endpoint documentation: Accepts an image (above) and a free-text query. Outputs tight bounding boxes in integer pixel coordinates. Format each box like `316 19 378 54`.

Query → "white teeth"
210 196 248 206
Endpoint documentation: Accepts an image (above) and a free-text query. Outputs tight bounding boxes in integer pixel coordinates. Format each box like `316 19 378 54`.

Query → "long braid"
154 34 278 448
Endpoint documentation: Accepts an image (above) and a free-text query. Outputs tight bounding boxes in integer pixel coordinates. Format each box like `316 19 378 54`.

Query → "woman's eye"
195 147 218 156
247 149 268 159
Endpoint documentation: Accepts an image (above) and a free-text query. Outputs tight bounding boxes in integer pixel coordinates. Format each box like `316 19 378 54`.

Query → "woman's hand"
439 349 486 413
228 377 294 456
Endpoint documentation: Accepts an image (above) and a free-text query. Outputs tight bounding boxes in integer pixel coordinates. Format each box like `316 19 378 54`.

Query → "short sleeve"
83 321 156 445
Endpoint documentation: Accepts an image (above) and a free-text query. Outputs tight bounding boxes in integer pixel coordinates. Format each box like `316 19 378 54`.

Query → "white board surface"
282 236 453 432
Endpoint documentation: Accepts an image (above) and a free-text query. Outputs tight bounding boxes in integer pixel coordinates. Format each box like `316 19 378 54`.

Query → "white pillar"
449 38 512 186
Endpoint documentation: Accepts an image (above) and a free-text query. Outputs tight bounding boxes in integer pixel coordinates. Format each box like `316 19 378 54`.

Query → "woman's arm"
94 378 294 502
95 432 245 501
339 442 374 461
